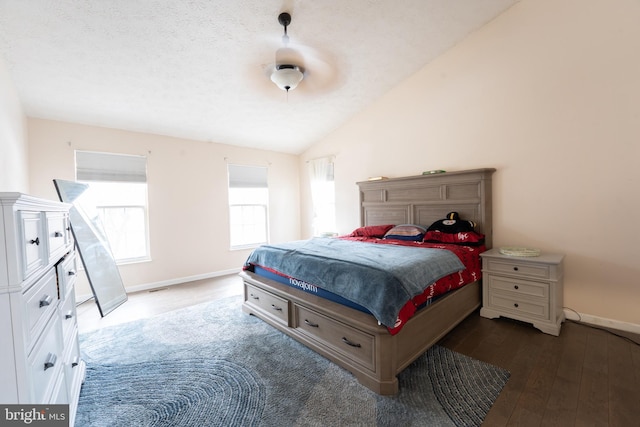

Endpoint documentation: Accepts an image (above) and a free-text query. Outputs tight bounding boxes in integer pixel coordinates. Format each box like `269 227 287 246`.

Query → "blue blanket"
245 238 465 327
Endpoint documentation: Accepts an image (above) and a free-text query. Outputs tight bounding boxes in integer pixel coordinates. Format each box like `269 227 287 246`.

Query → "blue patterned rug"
76 296 509 426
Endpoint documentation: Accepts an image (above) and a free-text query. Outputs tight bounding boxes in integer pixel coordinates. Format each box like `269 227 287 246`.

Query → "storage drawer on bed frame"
294 304 376 371
244 283 290 326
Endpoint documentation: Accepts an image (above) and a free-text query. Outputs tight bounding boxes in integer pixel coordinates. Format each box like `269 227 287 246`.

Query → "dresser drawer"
23 269 59 350
488 292 549 321
19 211 45 279
485 259 550 280
245 284 290 325
486 276 549 299
56 252 77 300
46 212 69 262
50 373 69 405
294 304 375 370
63 328 83 403
59 291 77 345
27 313 64 404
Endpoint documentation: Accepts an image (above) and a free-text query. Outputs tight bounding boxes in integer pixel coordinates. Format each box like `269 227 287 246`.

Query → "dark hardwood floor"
440 309 640 426
77 275 640 426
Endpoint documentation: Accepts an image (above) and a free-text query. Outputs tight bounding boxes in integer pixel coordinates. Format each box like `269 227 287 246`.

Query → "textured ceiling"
0 0 518 154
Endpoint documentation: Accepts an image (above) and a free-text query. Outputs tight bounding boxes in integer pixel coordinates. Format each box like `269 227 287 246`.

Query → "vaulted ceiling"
0 0 519 154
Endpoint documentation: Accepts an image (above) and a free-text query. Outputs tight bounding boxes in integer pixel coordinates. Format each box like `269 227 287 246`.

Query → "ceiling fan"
264 11 338 95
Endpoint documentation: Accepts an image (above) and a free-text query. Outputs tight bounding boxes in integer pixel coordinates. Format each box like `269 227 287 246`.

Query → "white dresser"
480 248 565 336
0 193 86 425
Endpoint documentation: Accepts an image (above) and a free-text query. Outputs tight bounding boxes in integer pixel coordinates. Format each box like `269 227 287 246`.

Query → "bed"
240 168 495 394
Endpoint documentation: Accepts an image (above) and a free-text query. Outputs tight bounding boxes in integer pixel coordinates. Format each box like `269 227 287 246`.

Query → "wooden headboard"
357 168 495 248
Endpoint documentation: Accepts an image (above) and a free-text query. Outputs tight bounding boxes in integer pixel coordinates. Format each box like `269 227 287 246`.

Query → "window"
308 157 336 236
75 151 150 263
228 164 269 249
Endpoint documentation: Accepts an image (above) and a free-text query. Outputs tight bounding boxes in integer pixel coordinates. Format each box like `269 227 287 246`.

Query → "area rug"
76 296 509 426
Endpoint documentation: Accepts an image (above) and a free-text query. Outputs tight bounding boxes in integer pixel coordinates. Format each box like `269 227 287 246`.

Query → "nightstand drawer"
485 259 550 279
488 292 549 320
487 276 549 299
245 284 290 326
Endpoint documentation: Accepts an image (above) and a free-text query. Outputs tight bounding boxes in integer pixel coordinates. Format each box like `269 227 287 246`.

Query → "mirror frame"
54 179 127 316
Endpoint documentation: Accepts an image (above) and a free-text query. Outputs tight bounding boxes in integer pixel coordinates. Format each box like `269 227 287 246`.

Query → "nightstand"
480 248 565 336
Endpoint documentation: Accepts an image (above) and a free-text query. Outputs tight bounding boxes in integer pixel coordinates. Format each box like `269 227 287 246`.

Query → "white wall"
28 118 300 295
0 54 28 192
301 0 640 327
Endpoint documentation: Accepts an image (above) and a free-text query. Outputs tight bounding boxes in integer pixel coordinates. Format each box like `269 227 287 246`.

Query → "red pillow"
349 224 395 238
423 229 485 245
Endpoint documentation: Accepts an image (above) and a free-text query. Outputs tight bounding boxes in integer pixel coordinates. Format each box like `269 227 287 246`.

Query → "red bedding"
340 236 485 334
250 234 485 335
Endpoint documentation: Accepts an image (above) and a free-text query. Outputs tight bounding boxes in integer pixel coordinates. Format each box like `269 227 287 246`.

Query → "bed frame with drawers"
240 168 495 394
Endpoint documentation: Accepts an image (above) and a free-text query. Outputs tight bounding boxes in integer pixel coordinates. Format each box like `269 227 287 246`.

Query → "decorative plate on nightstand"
499 247 541 257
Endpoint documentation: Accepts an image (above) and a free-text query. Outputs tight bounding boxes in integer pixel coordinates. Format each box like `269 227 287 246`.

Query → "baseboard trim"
77 268 242 302
563 309 640 335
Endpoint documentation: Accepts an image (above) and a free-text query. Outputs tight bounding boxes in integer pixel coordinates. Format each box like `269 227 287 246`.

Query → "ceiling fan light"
271 65 304 91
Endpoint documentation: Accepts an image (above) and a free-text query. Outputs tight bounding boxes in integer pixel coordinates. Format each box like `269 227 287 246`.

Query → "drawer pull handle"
250 293 259 300
342 337 361 348
271 304 283 312
514 303 519 308
54 231 63 237
304 319 319 328
71 357 80 368
44 353 57 371
65 311 74 319
514 285 519 290
513 266 519 271
39 295 53 308
29 237 40 245
68 270 76 276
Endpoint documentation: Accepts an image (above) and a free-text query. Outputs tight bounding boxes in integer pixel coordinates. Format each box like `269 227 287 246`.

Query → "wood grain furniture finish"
480 248 565 336
241 168 495 394
0 193 86 426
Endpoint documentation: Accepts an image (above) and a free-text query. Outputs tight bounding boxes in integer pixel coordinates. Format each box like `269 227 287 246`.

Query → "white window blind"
228 164 268 188
76 151 147 183
74 150 150 263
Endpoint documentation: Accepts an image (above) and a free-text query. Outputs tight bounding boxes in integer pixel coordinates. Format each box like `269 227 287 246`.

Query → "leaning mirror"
54 179 127 316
